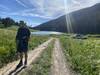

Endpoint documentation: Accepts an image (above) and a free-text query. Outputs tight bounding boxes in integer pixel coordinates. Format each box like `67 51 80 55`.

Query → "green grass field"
60 36 100 75
0 27 48 68
0 25 100 75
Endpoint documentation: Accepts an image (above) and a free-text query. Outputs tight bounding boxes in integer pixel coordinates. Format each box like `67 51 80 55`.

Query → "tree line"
0 17 26 28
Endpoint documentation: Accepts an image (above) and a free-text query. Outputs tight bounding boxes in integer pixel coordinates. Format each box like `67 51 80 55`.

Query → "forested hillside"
33 3 100 34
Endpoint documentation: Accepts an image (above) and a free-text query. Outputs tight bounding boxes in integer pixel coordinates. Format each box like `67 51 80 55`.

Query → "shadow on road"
8 66 26 75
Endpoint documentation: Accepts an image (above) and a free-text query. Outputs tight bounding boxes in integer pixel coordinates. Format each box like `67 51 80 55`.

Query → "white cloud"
8 0 100 19
14 0 65 18
64 0 100 13
7 10 53 19
72 0 81 5
0 4 10 11
29 22 41 27
16 0 28 8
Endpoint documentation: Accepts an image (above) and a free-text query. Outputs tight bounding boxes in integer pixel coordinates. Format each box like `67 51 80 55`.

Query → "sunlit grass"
0 27 48 68
60 35 100 75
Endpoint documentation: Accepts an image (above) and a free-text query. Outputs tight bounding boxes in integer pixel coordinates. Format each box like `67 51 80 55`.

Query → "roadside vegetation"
60 35 100 75
20 41 54 75
0 27 48 68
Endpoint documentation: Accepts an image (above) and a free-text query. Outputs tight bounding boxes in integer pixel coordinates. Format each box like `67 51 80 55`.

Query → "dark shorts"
17 40 28 53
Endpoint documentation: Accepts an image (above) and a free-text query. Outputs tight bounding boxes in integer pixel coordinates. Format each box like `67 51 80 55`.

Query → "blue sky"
0 0 100 27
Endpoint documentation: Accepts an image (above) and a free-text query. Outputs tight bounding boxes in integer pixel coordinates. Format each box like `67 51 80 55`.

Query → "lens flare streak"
64 0 73 33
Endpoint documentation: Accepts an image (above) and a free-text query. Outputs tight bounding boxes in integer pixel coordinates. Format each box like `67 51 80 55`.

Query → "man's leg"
19 52 23 63
24 52 28 66
16 52 23 69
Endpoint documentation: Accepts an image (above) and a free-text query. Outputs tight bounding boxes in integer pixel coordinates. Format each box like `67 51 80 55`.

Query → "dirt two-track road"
0 38 77 75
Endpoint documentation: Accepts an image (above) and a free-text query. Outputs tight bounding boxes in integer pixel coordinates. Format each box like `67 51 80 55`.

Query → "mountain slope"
33 3 100 34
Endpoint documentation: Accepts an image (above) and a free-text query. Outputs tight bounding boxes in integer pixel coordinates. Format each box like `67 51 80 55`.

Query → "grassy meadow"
60 35 100 75
0 25 100 75
0 26 48 68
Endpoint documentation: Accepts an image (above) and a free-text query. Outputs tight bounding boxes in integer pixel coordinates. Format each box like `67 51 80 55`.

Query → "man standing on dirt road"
16 21 30 69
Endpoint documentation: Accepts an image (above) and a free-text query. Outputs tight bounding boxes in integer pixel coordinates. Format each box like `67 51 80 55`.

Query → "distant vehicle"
72 34 87 39
88 35 100 38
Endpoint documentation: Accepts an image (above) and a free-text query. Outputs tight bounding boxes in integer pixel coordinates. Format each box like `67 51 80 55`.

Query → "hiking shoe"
24 60 27 66
16 60 23 69
24 60 27 68
23 65 27 68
